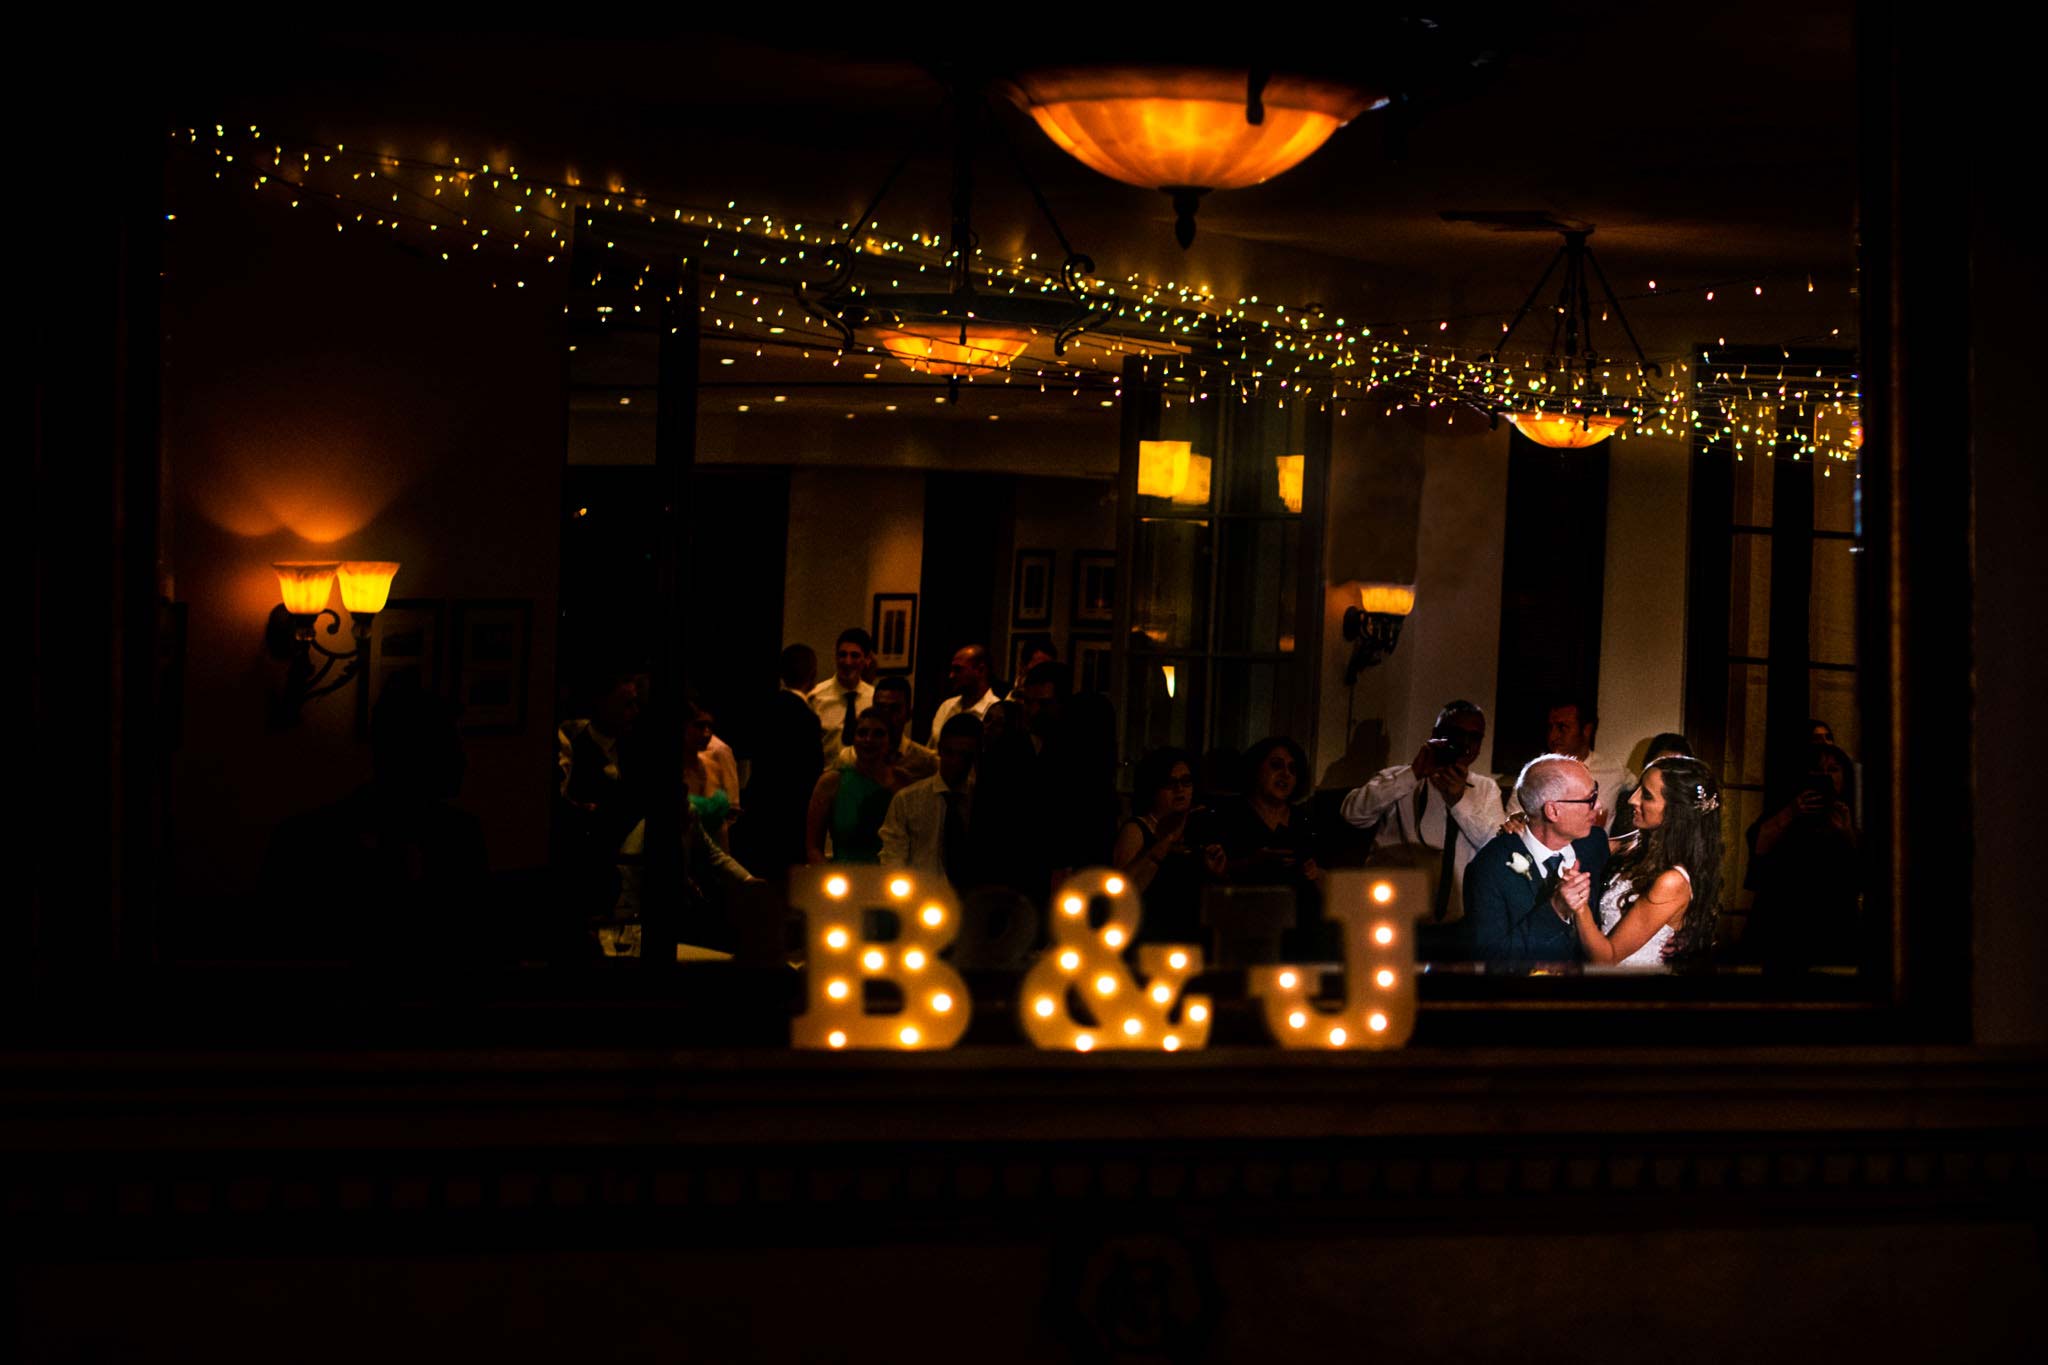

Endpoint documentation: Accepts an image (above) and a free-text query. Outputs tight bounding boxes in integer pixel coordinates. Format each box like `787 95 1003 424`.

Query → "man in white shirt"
879 713 982 886
837 674 939 782
1337 700 1507 926
1545 696 1627 827
806 627 876 762
929 644 1000 740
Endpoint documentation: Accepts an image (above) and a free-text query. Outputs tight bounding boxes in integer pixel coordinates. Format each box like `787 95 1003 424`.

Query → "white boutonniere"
1506 851 1533 877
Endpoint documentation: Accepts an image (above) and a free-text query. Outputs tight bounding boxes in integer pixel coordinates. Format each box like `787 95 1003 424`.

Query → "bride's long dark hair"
1609 756 1724 964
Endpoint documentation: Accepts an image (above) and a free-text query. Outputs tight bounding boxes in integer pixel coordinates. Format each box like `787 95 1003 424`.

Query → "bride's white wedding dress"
1595 865 1689 970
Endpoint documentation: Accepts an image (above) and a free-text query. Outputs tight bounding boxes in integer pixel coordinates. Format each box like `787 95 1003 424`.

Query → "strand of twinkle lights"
177 124 1859 454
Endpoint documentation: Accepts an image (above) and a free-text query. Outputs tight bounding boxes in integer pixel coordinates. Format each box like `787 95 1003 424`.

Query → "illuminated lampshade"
1138 439 1193 498
1507 412 1626 449
1275 454 1306 513
1172 454 1212 505
272 562 340 616
871 323 1034 378
1161 664 1177 699
1357 583 1416 616
337 561 401 616
1005 67 1381 223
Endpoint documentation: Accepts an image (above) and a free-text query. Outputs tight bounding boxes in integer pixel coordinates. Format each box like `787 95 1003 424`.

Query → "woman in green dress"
804 707 905 865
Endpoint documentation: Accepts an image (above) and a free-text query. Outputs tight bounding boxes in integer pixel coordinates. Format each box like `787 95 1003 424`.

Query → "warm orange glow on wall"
1019 869 1208 1051
792 867 971 1050
1173 453 1212 506
1250 870 1419 1050
337 561 401 615
1004 68 1380 193
1138 439 1193 498
272 561 339 615
1507 413 1626 449
1355 583 1416 616
1275 454 1305 513
871 324 1034 377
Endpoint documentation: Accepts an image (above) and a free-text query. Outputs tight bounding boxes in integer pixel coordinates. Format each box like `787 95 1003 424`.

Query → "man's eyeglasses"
1551 783 1600 808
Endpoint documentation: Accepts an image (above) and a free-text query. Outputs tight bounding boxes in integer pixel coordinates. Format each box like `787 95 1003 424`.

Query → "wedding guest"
929 643 1001 740
735 645 824 879
685 695 742 847
1339 700 1506 929
1215 736 1322 894
963 717 1047 901
805 707 905 866
1005 635 1057 702
1463 754 1610 965
1537 696 1628 827
879 713 982 886
1746 741 1860 974
806 627 876 761
1112 747 1225 943
1610 731 1693 837
837 674 938 782
1810 717 1835 746
1572 756 1724 970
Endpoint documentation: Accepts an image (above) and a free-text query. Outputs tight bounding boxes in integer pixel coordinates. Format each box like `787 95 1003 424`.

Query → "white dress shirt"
806 677 875 761
878 771 971 881
930 687 999 739
1517 826 1578 874
1339 764 1506 919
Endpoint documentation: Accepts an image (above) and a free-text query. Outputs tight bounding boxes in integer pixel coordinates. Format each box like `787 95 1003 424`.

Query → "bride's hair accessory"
1696 784 1719 812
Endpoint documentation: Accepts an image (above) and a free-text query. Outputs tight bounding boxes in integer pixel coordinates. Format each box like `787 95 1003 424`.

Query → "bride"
1572 755 1724 970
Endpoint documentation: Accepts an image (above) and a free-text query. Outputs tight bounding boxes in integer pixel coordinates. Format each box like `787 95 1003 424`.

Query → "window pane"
1209 659 1310 759
1729 531 1772 657
1214 519 1303 654
1815 461 1857 533
1809 540 1858 666
1221 395 1309 516
1725 662 1770 788
1732 450 1774 525
1125 654 1203 762
1129 518 1211 652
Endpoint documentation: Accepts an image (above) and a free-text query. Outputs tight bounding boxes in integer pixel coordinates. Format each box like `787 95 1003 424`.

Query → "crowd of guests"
550 624 1863 973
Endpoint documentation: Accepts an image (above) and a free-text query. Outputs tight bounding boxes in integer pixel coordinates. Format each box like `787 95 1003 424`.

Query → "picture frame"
371 597 444 711
1073 551 1116 625
451 599 532 734
1011 548 1055 627
1071 634 1113 695
871 592 918 672
1009 632 1053 686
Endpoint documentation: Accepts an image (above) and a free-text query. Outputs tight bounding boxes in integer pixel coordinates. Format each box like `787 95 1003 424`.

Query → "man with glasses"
1463 754 1611 966
1338 700 1507 936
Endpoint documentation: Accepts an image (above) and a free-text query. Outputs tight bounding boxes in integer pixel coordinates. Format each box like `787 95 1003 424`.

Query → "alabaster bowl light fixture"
265 558 401 729
1341 581 1415 682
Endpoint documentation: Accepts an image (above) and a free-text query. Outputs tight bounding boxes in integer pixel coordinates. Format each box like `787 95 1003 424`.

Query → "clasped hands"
1549 866 1594 921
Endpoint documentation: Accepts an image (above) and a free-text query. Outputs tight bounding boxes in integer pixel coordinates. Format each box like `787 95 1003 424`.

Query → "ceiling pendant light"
1004 67 1383 248
1484 224 1660 449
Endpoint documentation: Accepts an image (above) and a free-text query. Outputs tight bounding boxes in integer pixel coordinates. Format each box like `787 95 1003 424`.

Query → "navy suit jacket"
1462 830 1610 965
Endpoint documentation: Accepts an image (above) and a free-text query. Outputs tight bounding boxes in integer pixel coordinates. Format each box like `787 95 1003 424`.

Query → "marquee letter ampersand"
1019 868 1209 1051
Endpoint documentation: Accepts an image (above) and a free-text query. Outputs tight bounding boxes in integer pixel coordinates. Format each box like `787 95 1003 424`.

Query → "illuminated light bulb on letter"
1250 869 1419 1051
1020 868 1208 1051
793 868 970 1050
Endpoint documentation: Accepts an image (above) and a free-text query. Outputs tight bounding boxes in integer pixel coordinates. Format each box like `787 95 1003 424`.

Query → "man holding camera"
1337 700 1507 932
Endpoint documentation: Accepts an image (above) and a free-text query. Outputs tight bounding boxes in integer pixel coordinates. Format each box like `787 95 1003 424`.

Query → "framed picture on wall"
372 598 443 710
872 593 918 672
451 599 532 734
1073 551 1116 625
1012 548 1055 627
1071 634 1113 695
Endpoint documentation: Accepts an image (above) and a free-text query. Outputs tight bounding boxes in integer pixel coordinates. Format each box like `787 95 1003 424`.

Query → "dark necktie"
1543 854 1564 898
941 788 970 889
840 691 858 746
1417 783 1459 922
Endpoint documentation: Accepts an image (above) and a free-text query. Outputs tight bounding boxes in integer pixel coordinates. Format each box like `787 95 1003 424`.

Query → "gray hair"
1516 753 1588 818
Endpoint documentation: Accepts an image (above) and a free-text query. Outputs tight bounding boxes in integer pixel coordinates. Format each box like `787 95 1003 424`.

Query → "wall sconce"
265 559 401 729
1340 581 1414 682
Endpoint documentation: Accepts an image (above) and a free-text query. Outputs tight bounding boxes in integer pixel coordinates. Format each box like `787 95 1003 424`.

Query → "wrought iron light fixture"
801 84 1101 397
266 559 401 729
1488 225 1659 449
1341 582 1415 682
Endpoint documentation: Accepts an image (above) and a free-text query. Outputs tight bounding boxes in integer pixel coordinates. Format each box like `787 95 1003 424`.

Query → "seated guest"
929 644 1001 739
1572 756 1723 970
1746 740 1860 974
838 674 937 782
806 627 876 762
1005 635 1057 702
1112 747 1225 943
1338 700 1505 929
879 714 982 886
1215 736 1323 892
804 707 905 865
1610 731 1692 837
1464 754 1609 966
